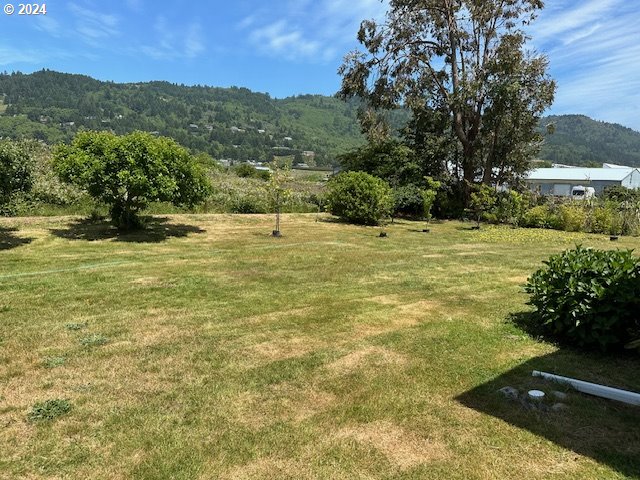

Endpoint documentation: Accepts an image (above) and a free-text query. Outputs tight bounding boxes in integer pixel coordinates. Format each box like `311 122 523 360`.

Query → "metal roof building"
525 167 640 196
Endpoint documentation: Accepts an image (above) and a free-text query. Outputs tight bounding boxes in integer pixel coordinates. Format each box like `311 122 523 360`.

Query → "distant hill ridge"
538 115 640 168
1 70 640 168
0 69 365 166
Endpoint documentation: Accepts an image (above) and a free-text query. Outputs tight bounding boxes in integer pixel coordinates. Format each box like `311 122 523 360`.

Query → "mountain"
538 115 640 167
2 71 640 169
0 70 365 166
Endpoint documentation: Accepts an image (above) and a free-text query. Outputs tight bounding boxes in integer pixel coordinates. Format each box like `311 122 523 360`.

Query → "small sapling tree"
421 177 441 232
264 159 292 237
468 184 497 229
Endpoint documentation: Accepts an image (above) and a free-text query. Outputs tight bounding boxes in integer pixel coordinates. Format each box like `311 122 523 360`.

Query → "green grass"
0 215 639 479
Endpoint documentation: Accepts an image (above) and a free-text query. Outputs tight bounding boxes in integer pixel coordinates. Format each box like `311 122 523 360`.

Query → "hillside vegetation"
539 115 640 167
2 71 640 168
0 70 364 166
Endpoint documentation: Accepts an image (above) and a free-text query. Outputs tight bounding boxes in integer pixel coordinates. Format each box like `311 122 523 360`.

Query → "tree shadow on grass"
50 217 205 243
457 315 640 477
0 227 33 251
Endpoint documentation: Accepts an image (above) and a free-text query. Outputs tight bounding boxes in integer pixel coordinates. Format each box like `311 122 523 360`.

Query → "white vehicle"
571 185 595 200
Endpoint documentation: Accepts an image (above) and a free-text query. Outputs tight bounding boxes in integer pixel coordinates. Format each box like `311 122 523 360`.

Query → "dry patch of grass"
249 336 321 362
326 346 407 375
233 383 336 429
336 421 449 470
221 457 313 480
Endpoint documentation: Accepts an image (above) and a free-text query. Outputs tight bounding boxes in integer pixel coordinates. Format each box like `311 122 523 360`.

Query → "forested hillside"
538 115 640 167
0 70 365 166
2 71 640 168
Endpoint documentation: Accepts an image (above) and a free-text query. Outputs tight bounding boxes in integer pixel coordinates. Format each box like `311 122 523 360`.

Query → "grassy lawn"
1 214 639 479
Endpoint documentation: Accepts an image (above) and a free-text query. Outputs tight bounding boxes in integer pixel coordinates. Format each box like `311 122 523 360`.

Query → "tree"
326 171 394 225
339 0 556 197
422 176 441 227
0 139 33 209
53 131 211 230
264 160 292 237
468 184 496 228
338 139 421 187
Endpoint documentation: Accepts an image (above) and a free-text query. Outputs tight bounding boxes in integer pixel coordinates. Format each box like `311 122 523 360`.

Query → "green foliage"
557 204 587 232
340 1 555 195
338 139 420 186
28 399 72 421
422 177 441 223
525 246 640 351
234 163 270 180
603 185 640 203
326 171 393 225
53 131 211 229
488 190 529 226
539 115 640 167
522 205 552 228
65 322 88 331
0 70 365 167
469 185 497 226
0 139 33 210
393 185 425 217
80 334 109 347
42 356 65 369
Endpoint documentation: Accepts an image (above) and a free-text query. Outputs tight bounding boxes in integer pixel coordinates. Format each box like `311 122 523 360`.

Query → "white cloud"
244 0 388 63
138 17 206 61
68 3 120 44
532 1 640 130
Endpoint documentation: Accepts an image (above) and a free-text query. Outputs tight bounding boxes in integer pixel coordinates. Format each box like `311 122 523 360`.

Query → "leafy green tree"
339 0 556 195
339 139 421 187
326 171 393 225
53 131 211 229
0 139 33 209
468 184 497 228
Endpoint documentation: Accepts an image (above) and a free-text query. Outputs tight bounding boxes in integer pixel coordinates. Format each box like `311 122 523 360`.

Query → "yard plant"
526 246 640 351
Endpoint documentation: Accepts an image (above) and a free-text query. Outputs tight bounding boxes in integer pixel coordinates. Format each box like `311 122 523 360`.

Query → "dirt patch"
130 277 175 288
234 384 336 429
326 346 407 375
336 421 448 470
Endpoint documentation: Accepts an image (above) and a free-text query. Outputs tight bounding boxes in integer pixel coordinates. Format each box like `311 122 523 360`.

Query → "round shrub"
557 204 587 232
522 205 551 228
525 246 640 352
326 171 393 225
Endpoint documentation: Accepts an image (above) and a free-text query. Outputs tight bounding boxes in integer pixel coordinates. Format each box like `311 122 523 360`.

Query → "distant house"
525 165 640 196
283 136 293 142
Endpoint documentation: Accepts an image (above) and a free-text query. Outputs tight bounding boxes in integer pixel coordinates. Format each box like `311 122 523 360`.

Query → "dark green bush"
326 171 393 225
393 185 424 217
525 246 640 352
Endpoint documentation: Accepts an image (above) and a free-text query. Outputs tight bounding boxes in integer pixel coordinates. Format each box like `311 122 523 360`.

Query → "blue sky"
0 0 639 130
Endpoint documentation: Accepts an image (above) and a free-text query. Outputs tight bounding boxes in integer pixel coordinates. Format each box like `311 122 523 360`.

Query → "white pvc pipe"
532 370 640 406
